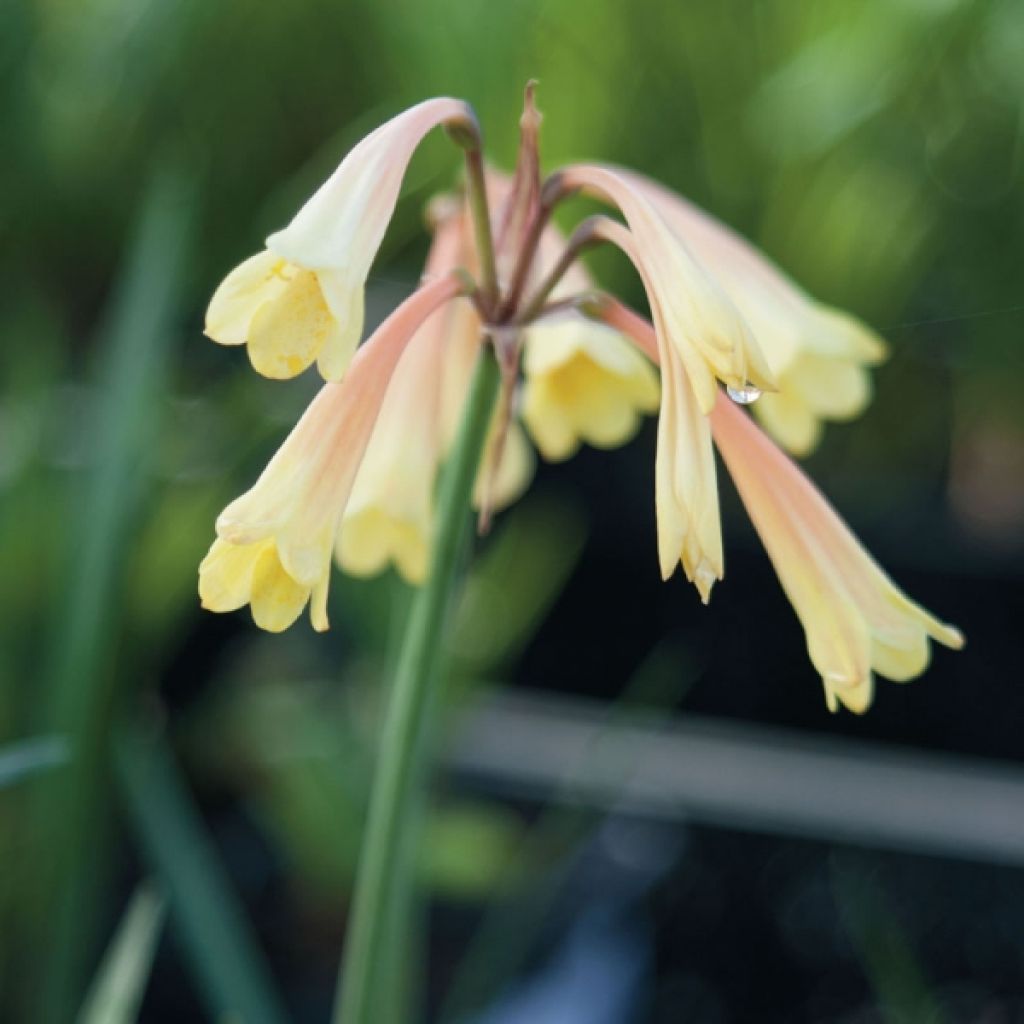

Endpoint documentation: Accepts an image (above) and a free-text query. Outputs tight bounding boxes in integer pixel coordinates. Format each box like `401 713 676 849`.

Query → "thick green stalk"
334 348 500 1024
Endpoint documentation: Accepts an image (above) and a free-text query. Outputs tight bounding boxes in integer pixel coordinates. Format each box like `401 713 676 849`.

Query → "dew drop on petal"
726 382 762 405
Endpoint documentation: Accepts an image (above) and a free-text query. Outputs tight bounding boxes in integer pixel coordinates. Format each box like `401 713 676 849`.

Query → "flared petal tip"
823 671 874 715
215 513 271 547
937 623 966 651
814 306 889 366
694 564 718 605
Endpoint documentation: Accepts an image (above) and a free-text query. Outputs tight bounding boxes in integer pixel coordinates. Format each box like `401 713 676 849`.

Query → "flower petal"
198 538 267 612
609 168 888 451
522 317 659 460
205 274 464 629
247 268 340 379
655 336 722 599
558 165 774 413
710 394 963 711
205 250 292 346
249 543 311 633
268 97 475 270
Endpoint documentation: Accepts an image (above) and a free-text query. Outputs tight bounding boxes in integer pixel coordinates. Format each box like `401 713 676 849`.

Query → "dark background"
2 0 1022 1021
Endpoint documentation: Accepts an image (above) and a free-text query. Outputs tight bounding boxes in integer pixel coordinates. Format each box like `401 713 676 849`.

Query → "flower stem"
464 148 499 313
515 215 606 325
334 345 501 1024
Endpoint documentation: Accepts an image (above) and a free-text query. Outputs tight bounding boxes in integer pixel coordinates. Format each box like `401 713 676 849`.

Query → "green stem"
514 215 606 325
463 148 499 313
334 347 501 1024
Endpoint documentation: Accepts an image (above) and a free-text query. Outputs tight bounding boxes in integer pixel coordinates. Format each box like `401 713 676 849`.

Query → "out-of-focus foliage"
2 0 1022 1020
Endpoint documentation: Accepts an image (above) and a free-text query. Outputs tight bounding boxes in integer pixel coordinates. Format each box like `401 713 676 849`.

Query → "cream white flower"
594 223 723 599
558 164 776 414
200 273 464 629
205 98 477 381
710 391 964 712
615 169 887 454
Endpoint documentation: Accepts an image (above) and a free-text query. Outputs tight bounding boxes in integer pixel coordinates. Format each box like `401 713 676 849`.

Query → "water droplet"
726 382 762 405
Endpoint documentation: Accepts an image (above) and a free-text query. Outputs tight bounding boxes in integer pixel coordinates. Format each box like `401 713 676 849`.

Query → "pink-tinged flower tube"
335 204 466 585
336 195 534 584
597 223 723 600
611 169 887 454
710 386 964 713
205 97 477 382
199 272 463 631
557 164 776 414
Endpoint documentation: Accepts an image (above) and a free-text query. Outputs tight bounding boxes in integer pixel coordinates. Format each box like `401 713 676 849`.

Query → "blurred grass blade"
831 854 947 1024
31 164 194 1024
0 735 67 788
114 721 289 1024
76 884 165 1024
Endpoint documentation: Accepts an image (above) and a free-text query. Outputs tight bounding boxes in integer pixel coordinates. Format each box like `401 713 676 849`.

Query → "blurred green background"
2 0 1022 1021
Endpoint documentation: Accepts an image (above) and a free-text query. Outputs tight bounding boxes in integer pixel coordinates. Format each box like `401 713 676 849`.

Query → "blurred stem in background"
25 166 193 1024
831 854 947 1024
335 348 501 1024
441 637 700 1022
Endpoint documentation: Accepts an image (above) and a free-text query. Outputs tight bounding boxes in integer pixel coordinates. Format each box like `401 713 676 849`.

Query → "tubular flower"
605 307 963 711
614 169 887 454
205 98 477 381
557 164 776 413
200 88 962 712
519 217 661 461
469 156 661 467
597 268 722 600
337 191 535 585
521 315 660 460
710 394 964 712
200 273 463 630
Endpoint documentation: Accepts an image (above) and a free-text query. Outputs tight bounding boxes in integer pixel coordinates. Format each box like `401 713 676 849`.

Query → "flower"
603 305 963 711
521 315 660 461
557 164 776 414
518 211 661 461
612 169 887 454
596 279 722 601
333 202 463 585
710 392 964 712
199 272 464 630
334 196 536 585
205 98 477 381
200 89 962 712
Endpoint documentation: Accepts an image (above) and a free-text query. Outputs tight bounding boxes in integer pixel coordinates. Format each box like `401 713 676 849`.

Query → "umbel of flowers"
199 86 962 714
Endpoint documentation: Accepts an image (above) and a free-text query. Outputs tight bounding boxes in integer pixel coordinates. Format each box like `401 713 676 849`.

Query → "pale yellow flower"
710 393 964 712
199 273 464 630
558 164 776 414
470 152 663 467
205 98 476 381
335 208 463 585
198 89 963 712
521 315 660 460
518 216 660 462
601 305 962 711
594 225 723 600
615 169 887 454
335 194 534 584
